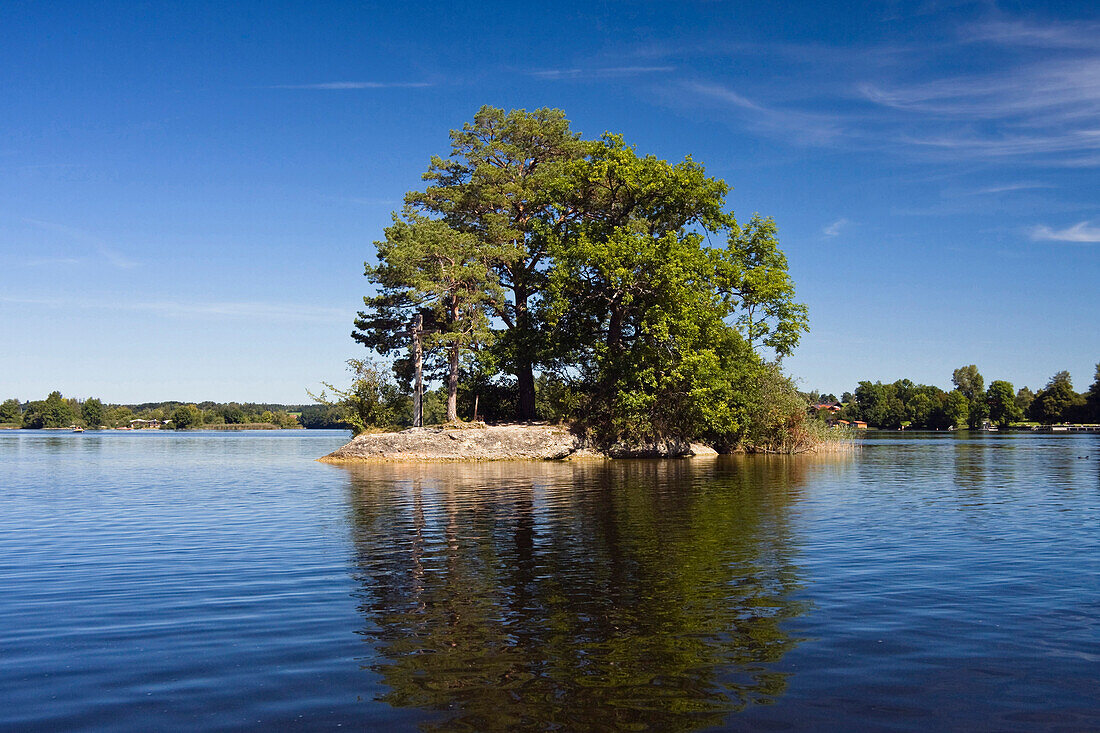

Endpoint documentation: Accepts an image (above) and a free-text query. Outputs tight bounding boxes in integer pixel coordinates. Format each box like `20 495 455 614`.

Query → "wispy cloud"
22 218 139 269
854 23 1100 162
969 182 1054 195
823 218 850 237
531 66 676 80
1030 221 1100 243
269 81 432 89
97 246 138 269
964 19 1100 49
682 81 841 145
649 14 1100 165
1 295 345 323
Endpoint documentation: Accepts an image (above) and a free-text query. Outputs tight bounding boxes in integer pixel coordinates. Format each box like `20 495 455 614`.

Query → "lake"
1 430 1097 731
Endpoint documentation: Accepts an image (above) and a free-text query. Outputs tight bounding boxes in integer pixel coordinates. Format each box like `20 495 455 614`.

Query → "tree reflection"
343 458 812 731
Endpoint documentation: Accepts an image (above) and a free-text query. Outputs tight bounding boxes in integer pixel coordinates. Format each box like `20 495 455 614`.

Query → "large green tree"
544 226 760 447
388 107 807 426
985 380 1022 428
944 390 970 430
355 217 503 422
1028 371 1077 424
0 398 20 424
22 391 75 429
952 365 987 428
81 398 105 429
357 107 808 445
403 106 587 420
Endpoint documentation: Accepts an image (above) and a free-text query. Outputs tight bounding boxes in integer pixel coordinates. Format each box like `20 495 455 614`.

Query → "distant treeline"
0 392 348 430
806 363 1100 430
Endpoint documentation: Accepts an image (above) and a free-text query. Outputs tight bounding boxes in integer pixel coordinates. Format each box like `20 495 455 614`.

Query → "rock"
688 442 719 456
606 439 692 458
320 423 582 463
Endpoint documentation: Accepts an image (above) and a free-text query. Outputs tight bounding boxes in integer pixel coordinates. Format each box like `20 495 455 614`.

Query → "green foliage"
944 390 970 429
543 223 761 448
739 363 821 453
356 106 809 449
985 380 1022 428
310 359 408 435
1015 386 1036 416
403 105 588 420
357 216 503 422
171 404 202 430
0 398 21 424
22 391 75 429
719 215 809 357
81 398 105 429
1088 364 1100 423
1028 371 1077 424
952 365 987 428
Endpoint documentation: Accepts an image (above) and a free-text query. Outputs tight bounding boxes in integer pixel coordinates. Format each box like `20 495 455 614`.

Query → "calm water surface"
0 430 1097 730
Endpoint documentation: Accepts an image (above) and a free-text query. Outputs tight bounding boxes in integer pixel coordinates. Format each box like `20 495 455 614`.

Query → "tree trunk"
512 278 538 421
412 313 423 427
517 364 536 422
447 341 459 422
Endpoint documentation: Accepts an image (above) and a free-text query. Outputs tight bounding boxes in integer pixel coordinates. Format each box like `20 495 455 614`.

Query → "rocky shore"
319 423 720 463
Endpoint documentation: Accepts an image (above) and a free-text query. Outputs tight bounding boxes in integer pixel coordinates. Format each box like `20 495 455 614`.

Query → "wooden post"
412 313 423 427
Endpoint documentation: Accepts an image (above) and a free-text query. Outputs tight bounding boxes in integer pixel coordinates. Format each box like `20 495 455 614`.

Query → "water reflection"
342 458 811 731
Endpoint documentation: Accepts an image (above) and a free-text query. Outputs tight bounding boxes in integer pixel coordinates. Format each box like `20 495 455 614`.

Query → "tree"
403 106 587 420
952 365 984 400
355 217 502 422
0 398 20 424
717 215 808 357
171 404 202 430
1015 386 1035 417
1086 364 1100 423
393 107 808 425
81 398 105 429
952 365 987 428
105 405 133 428
945 390 970 430
985 380 1022 428
309 359 408 434
544 225 761 447
22 391 75 429
1029 371 1077 424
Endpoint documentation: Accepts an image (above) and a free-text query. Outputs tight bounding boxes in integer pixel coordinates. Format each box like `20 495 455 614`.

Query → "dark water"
1 430 1097 731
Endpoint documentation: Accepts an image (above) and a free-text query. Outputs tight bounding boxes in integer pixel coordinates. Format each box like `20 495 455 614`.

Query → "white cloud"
270 81 432 89
531 66 675 80
823 218 849 237
1 295 345 323
969 182 1053 195
1030 221 1100 243
682 81 841 145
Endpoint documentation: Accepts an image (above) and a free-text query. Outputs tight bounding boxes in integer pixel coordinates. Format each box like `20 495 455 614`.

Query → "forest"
812 364 1100 429
0 393 307 430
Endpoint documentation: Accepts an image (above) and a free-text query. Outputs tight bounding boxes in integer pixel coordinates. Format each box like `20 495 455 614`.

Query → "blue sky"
2 0 1097 403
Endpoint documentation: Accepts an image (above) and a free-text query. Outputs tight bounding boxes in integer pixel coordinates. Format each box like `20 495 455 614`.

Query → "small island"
319 422 724 463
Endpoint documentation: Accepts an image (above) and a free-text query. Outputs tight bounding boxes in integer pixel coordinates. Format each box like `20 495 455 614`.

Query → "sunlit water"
0 430 1097 731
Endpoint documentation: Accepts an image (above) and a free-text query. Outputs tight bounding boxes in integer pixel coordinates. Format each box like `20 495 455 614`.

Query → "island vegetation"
342 105 818 454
